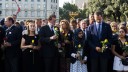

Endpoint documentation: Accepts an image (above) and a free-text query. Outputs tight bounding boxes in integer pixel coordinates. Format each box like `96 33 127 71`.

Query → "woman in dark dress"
112 28 128 72
59 19 73 72
21 20 40 72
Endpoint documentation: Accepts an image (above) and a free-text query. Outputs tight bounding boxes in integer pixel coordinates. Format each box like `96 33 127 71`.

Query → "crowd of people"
0 11 128 72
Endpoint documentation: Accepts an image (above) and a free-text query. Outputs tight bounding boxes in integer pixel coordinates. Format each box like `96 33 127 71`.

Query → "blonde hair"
60 19 70 32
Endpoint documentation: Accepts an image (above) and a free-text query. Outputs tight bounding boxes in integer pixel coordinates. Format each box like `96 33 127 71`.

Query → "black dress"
22 35 39 72
59 30 73 72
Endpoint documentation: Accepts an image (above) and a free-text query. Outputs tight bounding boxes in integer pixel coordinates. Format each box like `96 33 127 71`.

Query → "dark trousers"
90 56 108 72
5 57 19 72
40 57 59 72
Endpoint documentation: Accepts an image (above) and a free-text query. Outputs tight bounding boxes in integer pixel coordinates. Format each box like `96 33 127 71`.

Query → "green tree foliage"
59 2 87 21
86 0 128 22
59 2 78 21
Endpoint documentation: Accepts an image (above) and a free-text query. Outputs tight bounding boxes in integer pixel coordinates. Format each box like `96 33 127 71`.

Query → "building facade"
0 0 59 21
70 0 88 9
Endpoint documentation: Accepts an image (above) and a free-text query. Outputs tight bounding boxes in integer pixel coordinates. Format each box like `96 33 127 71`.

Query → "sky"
59 0 70 7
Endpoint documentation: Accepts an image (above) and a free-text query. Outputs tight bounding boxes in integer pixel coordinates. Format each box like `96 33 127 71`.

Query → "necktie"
51 26 54 34
97 24 101 39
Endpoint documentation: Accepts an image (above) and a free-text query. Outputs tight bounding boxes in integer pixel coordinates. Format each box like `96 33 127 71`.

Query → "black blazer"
39 25 60 58
87 22 112 58
5 25 22 58
0 26 5 46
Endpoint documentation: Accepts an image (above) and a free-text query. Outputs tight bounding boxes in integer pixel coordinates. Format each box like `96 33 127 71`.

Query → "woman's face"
111 24 117 32
61 22 67 29
78 31 83 38
119 29 126 38
28 22 35 32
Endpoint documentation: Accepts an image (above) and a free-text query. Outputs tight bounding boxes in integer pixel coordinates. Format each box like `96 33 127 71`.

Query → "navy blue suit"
88 22 112 72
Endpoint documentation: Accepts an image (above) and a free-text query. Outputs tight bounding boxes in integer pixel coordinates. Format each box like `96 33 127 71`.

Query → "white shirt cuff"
84 56 87 61
71 53 76 58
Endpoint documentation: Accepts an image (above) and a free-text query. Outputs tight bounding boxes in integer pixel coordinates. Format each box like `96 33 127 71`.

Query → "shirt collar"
96 21 102 25
48 23 53 28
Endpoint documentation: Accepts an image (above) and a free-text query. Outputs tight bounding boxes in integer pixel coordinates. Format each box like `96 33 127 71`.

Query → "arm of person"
39 27 57 44
21 38 33 49
10 28 22 47
111 45 125 59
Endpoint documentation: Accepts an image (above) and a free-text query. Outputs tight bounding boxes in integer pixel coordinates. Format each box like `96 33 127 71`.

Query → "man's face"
51 17 56 26
35 20 42 27
80 21 87 30
4 18 11 27
89 15 94 21
94 14 102 23
70 23 77 30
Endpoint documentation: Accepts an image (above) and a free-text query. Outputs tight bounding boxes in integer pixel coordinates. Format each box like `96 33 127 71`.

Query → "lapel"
46 25 54 36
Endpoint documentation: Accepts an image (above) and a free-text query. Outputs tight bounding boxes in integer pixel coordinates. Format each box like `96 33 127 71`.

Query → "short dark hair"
48 14 56 21
120 27 127 33
94 11 102 16
6 16 14 24
70 19 77 24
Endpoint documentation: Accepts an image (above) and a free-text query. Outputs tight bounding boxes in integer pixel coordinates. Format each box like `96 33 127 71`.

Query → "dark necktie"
97 24 101 39
51 26 54 34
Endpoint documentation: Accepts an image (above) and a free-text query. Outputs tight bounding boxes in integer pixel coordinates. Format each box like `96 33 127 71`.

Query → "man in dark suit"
0 25 5 72
4 16 22 72
39 14 60 72
88 11 112 72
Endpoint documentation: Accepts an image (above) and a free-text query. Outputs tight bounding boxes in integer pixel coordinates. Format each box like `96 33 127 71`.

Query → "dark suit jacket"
39 25 60 58
0 26 5 46
87 22 112 58
5 25 22 58
0 26 5 58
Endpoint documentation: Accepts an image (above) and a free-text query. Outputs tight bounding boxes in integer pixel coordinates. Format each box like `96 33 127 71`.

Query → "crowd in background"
0 11 128 72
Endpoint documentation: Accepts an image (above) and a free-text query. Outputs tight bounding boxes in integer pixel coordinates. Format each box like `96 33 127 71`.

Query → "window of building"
37 4 40 9
0 0 2 1
5 3 8 8
51 5 52 9
44 0 45 2
31 0 33 2
24 4 27 8
12 3 16 8
37 0 40 2
19 0 21 1
37 11 40 17
0 3 2 8
18 11 21 17
56 0 57 3
54 0 55 3
5 11 8 16
56 5 57 9
31 4 34 9
25 0 28 2
19 3 22 8
0 11 2 15
51 0 52 2
25 11 28 17
6 0 8 1
43 4 45 8
31 11 35 17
